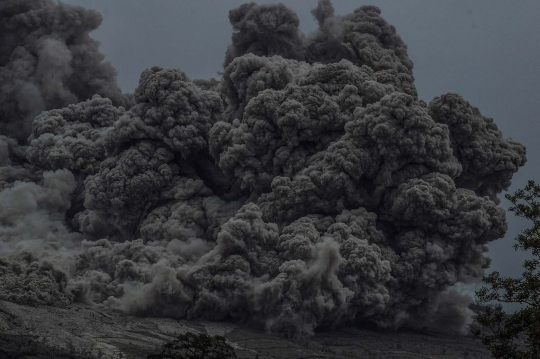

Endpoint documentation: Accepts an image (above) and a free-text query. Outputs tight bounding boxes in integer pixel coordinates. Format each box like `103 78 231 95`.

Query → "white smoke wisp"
0 0 526 338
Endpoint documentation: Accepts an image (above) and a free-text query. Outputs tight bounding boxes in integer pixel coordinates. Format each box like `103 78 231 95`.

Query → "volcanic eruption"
0 0 526 338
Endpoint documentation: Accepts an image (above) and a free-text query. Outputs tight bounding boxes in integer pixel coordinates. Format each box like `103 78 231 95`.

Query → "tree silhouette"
472 180 540 359
147 332 237 359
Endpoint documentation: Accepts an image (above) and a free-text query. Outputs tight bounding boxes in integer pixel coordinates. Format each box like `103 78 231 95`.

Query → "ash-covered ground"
0 300 492 358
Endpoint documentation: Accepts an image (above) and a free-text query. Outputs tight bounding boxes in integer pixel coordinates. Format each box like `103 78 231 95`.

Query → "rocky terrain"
0 300 491 359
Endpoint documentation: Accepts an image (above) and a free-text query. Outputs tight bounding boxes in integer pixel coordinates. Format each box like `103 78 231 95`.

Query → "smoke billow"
0 0 132 140
224 0 416 98
0 0 526 338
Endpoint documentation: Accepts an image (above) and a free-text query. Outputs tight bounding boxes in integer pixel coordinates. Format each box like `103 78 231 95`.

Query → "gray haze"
61 0 540 282
0 0 536 336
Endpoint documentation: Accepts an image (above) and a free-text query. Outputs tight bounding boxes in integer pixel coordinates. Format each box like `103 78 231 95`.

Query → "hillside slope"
0 300 491 359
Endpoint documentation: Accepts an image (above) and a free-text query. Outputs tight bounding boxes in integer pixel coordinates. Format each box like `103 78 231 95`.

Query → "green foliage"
147 332 237 359
472 180 540 359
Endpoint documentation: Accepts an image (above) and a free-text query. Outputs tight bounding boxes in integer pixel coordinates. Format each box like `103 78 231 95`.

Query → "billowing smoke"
0 0 132 140
224 0 417 98
0 0 526 338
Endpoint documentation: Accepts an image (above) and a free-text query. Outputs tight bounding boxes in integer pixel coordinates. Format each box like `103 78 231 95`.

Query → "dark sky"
62 0 540 282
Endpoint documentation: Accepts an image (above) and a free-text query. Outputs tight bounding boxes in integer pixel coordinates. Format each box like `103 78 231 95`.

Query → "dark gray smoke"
224 0 417 98
0 0 526 338
0 0 132 141
223 2 306 68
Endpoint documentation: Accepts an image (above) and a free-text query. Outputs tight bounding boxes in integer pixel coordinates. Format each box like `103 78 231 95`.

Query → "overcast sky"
62 0 540 281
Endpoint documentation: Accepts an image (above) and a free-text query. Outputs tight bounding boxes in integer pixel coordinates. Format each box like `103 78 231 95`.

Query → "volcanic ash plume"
0 0 132 141
0 0 526 338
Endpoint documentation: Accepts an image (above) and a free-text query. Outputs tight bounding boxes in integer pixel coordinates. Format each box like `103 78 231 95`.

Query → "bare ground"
0 300 492 359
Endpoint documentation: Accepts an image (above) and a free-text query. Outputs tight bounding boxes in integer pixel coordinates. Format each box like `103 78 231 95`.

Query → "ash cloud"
0 0 527 338
0 0 132 141
224 0 417 98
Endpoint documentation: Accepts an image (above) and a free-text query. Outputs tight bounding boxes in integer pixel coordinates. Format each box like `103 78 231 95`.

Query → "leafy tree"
472 180 540 359
147 332 237 359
